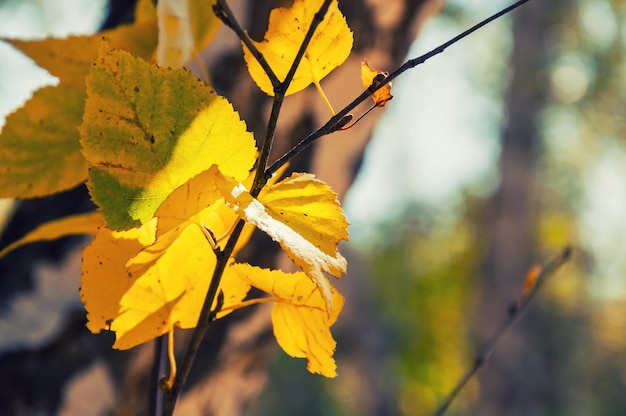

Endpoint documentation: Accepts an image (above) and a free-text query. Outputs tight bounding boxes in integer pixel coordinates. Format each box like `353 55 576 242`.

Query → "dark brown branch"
265 0 532 177
160 1 336 413
213 0 280 88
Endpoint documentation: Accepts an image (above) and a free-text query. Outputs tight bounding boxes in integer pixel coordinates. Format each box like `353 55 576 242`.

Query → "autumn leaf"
243 0 353 96
0 212 104 258
157 0 221 68
215 171 348 313
0 86 88 198
230 264 344 377
361 59 393 107
80 42 256 231
81 219 251 350
0 0 158 198
126 166 253 271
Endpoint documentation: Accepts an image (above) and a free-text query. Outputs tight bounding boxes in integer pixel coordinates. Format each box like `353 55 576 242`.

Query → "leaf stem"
314 80 336 116
432 246 572 416
265 0 532 178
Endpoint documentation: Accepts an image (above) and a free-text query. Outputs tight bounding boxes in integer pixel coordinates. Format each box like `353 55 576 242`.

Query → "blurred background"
1 0 625 415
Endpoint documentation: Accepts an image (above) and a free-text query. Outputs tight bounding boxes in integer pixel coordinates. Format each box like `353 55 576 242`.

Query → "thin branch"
160 2 336 413
432 246 572 416
149 335 168 416
250 0 333 196
278 0 333 95
265 0 531 178
213 0 280 88
162 219 246 416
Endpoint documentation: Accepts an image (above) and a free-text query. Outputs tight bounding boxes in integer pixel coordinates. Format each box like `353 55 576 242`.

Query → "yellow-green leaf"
189 0 221 54
3 22 157 89
0 86 88 198
216 171 348 314
0 212 104 258
243 0 353 96
80 43 256 231
81 220 250 350
230 264 344 377
0 3 158 199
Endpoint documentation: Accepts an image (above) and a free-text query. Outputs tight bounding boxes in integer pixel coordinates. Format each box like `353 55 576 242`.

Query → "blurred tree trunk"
474 1 564 415
0 1 441 415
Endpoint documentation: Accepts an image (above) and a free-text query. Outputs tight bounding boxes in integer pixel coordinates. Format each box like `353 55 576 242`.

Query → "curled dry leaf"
361 58 393 107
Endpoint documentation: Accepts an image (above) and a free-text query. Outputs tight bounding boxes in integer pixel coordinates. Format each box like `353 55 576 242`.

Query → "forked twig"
433 246 572 416
265 0 531 177
160 2 334 414
159 0 535 414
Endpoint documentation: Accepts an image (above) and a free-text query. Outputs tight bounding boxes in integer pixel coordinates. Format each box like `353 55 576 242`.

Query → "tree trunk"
474 1 564 415
0 1 441 415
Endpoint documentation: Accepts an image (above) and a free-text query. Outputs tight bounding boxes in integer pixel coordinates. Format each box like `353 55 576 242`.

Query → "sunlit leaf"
80 43 256 230
216 171 348 313
361 59 393 107
0 212 104 258
81 219 250 349
243 0 353 96
230 264 343 377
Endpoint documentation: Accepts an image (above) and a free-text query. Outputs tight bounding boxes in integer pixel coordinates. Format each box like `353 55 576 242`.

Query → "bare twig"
265 0 531 178
432 246 572 416
250 0 333 196
213 0 280 88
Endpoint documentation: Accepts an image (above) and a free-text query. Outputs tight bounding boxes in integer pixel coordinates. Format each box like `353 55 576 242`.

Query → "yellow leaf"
81 219 250 349
135 0 157 23
230 264 344 377
80 42 256 231
0 212 104 258
258 172 349 257
189 0 221 53
0 86 88 198
243 0 353 96
3 21 157 89
216 171 348 314
128 166 229 269
0 3 157 198
361 59 393 107
157 0 220 68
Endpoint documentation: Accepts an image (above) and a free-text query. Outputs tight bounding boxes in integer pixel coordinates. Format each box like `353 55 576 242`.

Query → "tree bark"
474 1 565 415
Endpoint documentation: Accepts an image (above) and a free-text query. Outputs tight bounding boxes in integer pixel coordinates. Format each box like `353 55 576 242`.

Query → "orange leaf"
361 59 393 107
522 265 542 296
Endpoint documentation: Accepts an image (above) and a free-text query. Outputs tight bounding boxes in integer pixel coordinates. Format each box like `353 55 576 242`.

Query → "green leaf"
80 43 256 230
